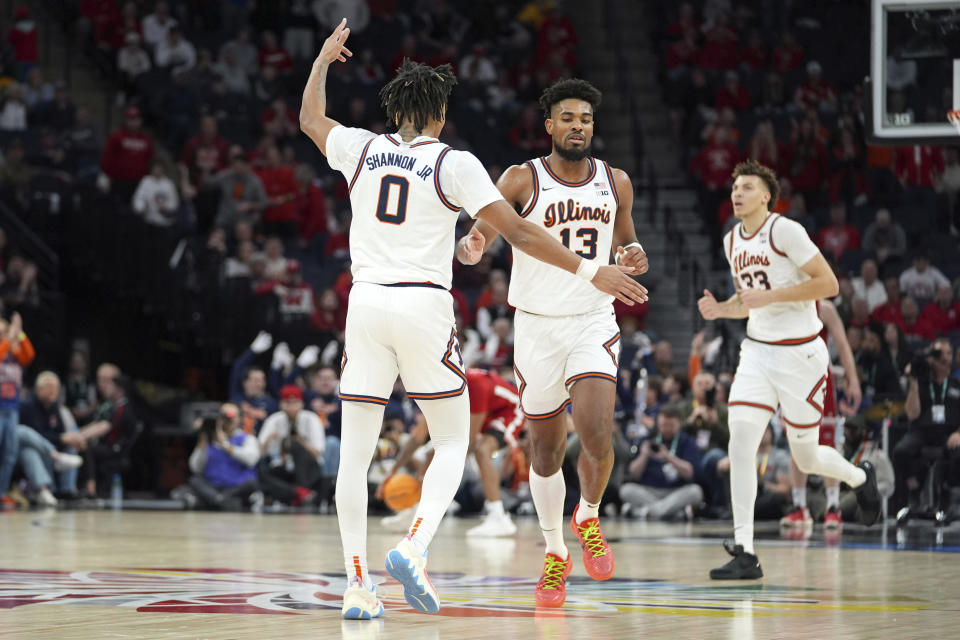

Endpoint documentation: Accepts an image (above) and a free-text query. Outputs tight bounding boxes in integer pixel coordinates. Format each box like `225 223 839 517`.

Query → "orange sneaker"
535 552 573 607
824 506 843 531
570 505 615 581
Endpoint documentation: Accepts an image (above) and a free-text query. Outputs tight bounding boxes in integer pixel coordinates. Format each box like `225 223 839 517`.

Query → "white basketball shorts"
728 335 829 433
339 282 466 405
513 306 621 419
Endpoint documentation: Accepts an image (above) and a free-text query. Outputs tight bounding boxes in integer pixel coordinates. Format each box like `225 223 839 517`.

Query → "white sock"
529 466 568 559
337 401 385 583
790 438 866 488
407 395 470 554
825 486 840 510
576 496 600 524
728 417 767 556
486 499 505 517
792 487 807 509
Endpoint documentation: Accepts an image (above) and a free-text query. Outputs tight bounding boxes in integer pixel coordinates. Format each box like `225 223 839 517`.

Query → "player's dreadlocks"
731 159 780 205
379 59 457 133
538 78 602 119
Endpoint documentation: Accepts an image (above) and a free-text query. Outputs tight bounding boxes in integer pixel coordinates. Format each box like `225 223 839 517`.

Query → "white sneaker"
52 452 83 472
341 577 384 620
385 537 439 614
380 505 417 531
466 513 517 537
36 487 58 508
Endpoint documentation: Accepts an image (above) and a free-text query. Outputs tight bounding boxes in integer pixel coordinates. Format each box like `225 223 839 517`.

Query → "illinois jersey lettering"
724 213 823 343
508 157 619 316
325 126 502 290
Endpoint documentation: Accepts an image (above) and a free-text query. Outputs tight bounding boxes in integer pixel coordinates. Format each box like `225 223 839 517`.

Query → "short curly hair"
731 159 780 206
538 78 602 119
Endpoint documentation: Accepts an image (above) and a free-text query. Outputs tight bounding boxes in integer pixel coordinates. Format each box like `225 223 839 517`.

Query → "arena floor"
2 510 958 639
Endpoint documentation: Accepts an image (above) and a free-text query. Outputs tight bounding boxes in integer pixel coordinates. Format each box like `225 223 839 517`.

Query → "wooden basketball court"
2 510 957 639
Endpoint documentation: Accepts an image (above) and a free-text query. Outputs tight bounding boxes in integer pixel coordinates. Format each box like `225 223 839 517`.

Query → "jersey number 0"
375 175 409 225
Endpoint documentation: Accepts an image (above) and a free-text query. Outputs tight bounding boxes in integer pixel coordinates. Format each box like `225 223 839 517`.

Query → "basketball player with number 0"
299 20 648 619
697 160 881 579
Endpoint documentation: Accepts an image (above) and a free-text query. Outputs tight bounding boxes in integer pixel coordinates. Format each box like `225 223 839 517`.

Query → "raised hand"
315 18 353 66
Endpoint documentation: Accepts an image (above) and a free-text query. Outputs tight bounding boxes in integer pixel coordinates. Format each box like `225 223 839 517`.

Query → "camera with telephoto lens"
704 385 717 408
199 412 220 439
909 346 944 379
647 428 662 453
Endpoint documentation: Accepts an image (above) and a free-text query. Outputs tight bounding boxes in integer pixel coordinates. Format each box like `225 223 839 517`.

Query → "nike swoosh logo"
541 187 554 191
807 353 815 359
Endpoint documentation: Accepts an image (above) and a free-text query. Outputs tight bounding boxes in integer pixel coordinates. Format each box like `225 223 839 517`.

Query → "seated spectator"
185 403 261 511
715 70 750 112
894 338 960 510
62 106 102 181
215 48 252 96
35 82 76 132
794 60 837 113
313 288 346 334
816 201 859 262
101 106 155 202
665 28 700 77
258 30 293 75
698 11 738 71
155 27 196 74
210 147 268 230
22 68 52 108
852 259 887 313
899 253 949 305
872 276 904 325
899 296 936 342
739 29 767 71
132 161 179 227
746 120 783 176
305 363 342 439
785 118 827 207
459 44 497 85
355 48 385 85
921 285 960 336
255 145 299 237
857 325 904 401
862 208 906 267
619 404 703 519
224 240 255 279
61 363 138 497
257 385 327 507
259 259 317 332
19 371 82 494
847 297 871 329
476 277 512 340
141 0 176 52
229 331 279 434
0 312 33 509
259 235 288 280
680 371 729 454
94 0 140 52
882 321 911 377
15 423 83 507
218 27 258 76
0 84 27 131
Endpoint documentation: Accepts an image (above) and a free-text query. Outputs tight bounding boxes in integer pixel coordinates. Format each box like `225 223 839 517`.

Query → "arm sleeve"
233 434 262 467
441 150 504 218
772 217 820 267
325 125 376 173
257 415 277 446
229 349 255 400
13 336 34 366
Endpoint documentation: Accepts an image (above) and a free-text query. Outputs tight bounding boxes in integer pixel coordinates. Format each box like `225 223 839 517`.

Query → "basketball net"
949 109 960 136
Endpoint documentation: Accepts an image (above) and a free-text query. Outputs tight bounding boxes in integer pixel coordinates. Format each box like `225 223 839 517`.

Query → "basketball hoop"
949 109 960 136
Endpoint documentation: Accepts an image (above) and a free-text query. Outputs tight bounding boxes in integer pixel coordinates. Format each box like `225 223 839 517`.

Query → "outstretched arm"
299 18 353 156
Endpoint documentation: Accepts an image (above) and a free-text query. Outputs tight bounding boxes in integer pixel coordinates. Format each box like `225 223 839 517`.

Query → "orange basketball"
383 473 421 511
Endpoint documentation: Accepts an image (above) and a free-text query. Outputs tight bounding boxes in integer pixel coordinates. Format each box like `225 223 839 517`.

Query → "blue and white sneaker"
384 537 439 614
341 577 384 620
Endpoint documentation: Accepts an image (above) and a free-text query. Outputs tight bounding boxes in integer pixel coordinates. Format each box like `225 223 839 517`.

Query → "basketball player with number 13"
299 20 648 619
697 160 882 579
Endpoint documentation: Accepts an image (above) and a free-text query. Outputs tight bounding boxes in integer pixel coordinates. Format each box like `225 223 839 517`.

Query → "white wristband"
575 258 600 282
616 242 644 265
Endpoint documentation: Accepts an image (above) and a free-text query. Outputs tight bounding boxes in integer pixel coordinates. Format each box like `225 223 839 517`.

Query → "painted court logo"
0 569 927 618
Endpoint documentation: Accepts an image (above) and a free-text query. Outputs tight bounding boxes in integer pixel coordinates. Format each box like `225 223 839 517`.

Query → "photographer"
619 403 703 519
680 371 730 514
187 403 261 511
893 338 960 508
257 385 327 508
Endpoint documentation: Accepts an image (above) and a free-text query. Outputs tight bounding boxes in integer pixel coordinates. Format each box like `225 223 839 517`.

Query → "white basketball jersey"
724 212 823 343
508 157 619 316
325 126 502 290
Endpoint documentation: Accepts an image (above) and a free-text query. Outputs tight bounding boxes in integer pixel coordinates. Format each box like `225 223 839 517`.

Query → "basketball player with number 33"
697 160 882 579
299 19 648 620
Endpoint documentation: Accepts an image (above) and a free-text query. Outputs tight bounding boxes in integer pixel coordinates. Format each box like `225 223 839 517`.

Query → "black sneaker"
854 461 881 526
709 540 763 580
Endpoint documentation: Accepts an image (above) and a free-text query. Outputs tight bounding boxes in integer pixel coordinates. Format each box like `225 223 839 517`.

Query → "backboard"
868 0 960 145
